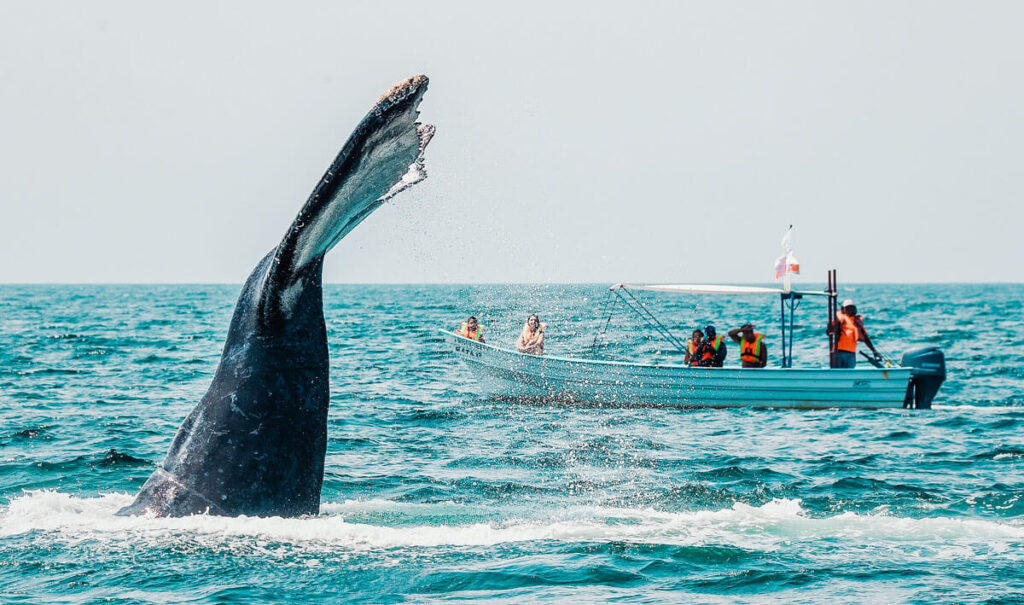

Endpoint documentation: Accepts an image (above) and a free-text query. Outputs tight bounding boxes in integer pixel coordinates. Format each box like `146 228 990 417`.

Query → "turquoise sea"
0 284 1021 603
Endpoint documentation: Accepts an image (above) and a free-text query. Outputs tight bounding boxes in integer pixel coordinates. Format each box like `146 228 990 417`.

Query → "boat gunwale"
438 329 912 376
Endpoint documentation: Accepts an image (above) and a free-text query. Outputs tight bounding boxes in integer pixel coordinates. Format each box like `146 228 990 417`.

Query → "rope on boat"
614 286 688 354
589 291 619 353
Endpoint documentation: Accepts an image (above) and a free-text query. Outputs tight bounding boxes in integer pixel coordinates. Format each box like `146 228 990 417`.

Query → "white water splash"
1 491 1021 558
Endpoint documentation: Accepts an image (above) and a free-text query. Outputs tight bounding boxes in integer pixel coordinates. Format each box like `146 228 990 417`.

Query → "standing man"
729 324 767 368
827 299 880 368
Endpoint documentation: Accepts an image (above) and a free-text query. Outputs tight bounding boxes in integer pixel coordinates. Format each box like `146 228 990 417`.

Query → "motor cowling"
901 347 946 409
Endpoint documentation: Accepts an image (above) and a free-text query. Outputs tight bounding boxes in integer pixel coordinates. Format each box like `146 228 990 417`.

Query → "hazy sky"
2 1 1022 284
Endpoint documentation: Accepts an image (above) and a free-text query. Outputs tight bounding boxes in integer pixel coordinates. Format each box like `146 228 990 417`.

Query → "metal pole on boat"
779 292 799 369
826 271 830 367
827 269 837 368
779 294 787 368
790 295 798 366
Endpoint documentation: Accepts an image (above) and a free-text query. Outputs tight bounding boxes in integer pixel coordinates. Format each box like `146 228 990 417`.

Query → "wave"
97 449 152 467
974 446 1024 461
1 492 1021 555
932 404 1024 412
6 426 51 442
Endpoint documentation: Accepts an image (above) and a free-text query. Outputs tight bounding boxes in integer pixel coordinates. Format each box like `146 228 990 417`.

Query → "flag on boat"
774 225 799 280
774 252 800 279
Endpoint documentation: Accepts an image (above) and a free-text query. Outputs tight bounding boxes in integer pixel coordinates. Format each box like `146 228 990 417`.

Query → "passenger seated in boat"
684 329 704 366
456 316 484 342
696 325 727 367
729 324 767 368
516 313 545 355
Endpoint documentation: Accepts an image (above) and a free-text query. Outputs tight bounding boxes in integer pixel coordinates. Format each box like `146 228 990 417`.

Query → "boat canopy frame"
597 282 832 368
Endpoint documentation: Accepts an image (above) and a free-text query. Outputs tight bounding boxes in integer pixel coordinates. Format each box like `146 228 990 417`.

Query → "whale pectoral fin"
262 75 434 315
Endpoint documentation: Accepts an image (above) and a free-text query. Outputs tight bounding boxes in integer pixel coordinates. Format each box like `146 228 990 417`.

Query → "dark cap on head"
704 325 716 339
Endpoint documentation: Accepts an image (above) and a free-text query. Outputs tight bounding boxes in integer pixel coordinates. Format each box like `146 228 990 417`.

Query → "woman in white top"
515 314 545 355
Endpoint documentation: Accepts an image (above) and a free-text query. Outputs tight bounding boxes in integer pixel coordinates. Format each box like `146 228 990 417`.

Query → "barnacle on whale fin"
376 74 429 112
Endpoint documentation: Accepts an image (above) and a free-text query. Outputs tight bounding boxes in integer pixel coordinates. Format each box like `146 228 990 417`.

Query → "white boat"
442 282 946 410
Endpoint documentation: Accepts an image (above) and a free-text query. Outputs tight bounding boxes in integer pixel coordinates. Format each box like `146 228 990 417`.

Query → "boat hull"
441 331 913 409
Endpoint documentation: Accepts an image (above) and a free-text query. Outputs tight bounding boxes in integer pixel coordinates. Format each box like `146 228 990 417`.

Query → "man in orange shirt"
828 299 881 368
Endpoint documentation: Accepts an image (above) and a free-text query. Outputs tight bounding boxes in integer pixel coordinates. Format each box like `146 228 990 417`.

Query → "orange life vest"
740 333 764 364
687 339 700 365
701 336 724 362
458 322 483 341
835 312 858 353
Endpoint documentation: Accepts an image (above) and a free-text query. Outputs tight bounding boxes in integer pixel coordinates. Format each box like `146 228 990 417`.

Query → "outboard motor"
901 347 946 409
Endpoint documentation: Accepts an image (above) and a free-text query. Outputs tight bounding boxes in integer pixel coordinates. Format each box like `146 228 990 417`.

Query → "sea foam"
2 491 1020 557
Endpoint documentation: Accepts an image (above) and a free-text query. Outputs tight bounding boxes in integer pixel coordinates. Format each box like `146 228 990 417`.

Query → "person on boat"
697 325 727 367
827 299 881 368
515 313 545 355
729 324 767 368
456 316 485 342
684 329 704 366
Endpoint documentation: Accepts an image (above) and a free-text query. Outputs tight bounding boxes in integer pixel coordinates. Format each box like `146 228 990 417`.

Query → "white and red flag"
773 252 800 279
774 225 800 284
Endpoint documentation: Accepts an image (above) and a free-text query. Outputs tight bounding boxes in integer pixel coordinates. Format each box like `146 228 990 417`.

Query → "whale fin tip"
262 75 435 316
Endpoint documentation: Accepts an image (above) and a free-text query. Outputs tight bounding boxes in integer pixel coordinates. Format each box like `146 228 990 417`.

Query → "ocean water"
0 283 1021 603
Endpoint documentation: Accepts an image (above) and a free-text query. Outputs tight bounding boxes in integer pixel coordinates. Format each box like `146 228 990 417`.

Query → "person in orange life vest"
827 299 880 368
456 316 484 342
695 324 727 367
515 313 545 355
728 324 767 368
684 329 704 366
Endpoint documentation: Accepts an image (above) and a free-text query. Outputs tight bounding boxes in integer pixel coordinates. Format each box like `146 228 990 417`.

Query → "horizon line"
1 281 1021 287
